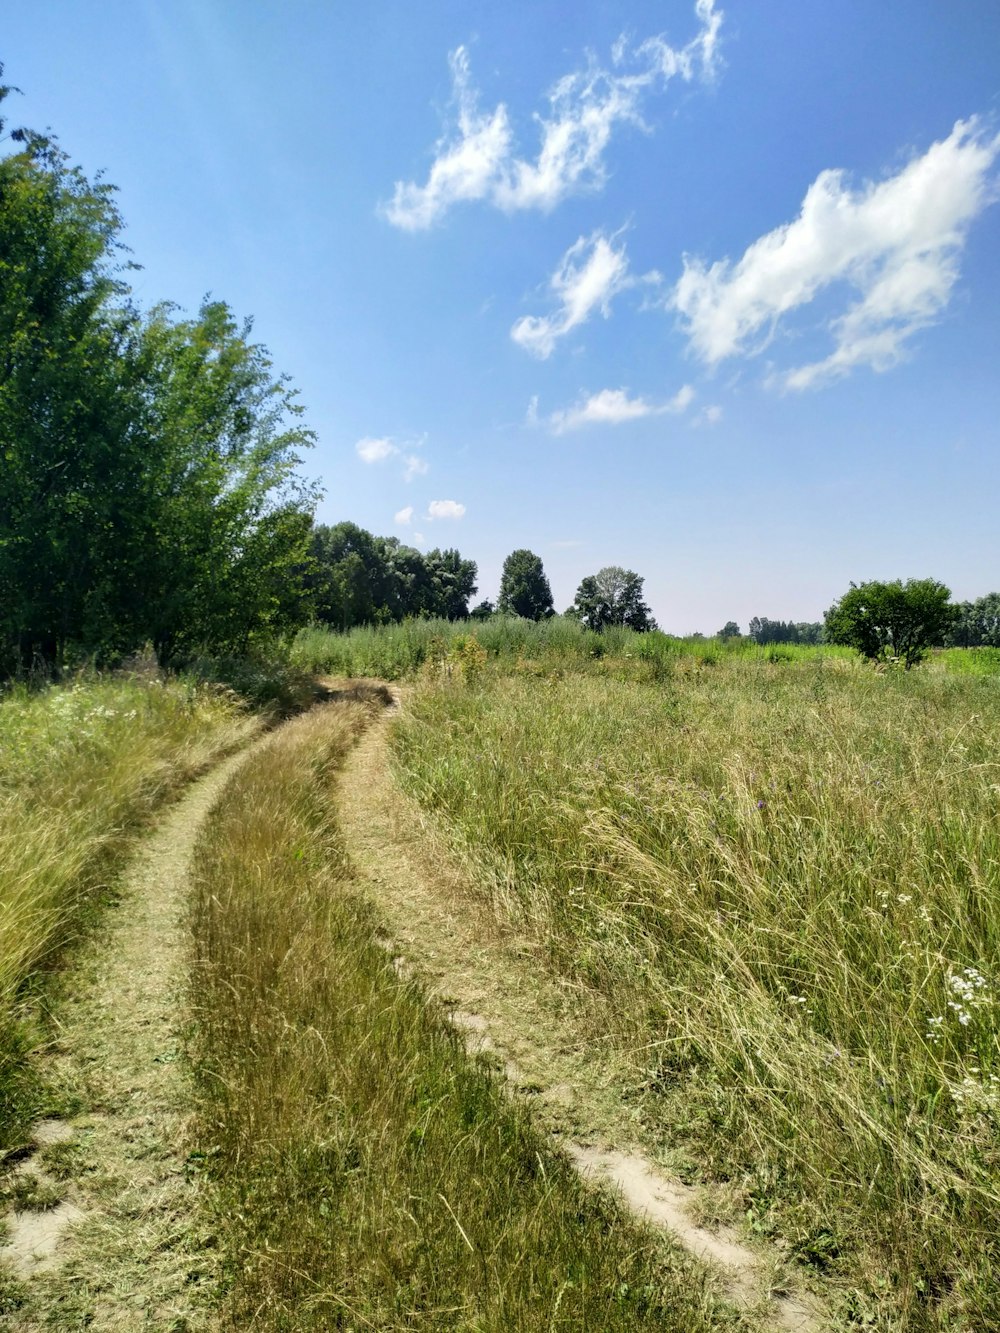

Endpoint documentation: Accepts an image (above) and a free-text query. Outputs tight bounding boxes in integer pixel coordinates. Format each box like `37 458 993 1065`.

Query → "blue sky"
4 1 999 630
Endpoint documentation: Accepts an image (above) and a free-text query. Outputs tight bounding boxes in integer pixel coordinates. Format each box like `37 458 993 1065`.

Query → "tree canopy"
307 523 477 628
0 76 317 672
824 579 957 668
945 593 1000 648
497 549 554 620
569 566 656 632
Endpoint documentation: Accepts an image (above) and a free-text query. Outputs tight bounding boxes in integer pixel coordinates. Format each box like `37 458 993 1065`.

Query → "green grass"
0 673 255 1150
290 616 856 680
188 693 745 1331
937 645 1000 676
390 659 1000 1329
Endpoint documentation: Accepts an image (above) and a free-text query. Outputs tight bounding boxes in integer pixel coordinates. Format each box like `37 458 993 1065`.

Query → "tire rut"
1 728 268 1330
336 691 825 1333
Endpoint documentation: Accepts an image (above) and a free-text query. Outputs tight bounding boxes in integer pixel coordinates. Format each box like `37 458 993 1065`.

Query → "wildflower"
757 799 766 810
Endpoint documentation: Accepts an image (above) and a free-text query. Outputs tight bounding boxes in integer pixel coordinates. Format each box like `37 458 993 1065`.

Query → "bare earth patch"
0 731 264 1330
336 691 825 1333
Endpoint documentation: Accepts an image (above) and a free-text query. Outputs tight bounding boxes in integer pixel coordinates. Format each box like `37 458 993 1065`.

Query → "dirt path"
336 693 825 1333
0 733 265 1330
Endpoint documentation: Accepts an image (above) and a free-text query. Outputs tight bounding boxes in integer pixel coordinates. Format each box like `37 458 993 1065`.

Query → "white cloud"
548 384 694 434
355 435 430 480
383 2 723 229
355 436 396 463
395 505 414 525
413 531 426 545
672 118 1000 389
694 404 723 427
511 230 632 358
403 453 429 481
427 499 466 520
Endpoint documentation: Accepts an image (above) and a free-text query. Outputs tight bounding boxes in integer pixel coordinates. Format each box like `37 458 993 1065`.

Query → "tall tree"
497 549 554 620
0 84 317 671
570 566 656 632
0 96 137 669
423 547 478 619
824 579 957 668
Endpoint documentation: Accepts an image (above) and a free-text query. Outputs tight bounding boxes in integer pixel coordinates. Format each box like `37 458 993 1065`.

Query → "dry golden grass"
188 689 747 1331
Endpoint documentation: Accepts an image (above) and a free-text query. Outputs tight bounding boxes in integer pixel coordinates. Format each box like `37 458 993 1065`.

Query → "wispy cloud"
383 2 723 229
355 434 430 480
547 384 694 434
672 118 1000 390
394 505 414 525
355 436 396 463
427 499 466 520
511 230 634 358
693 404 723 426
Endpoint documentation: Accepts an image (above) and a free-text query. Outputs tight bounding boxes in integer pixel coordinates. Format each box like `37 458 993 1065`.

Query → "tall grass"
0 674 254 1147
290 616 855 680
188 694 743 1331
390 660 1000 1329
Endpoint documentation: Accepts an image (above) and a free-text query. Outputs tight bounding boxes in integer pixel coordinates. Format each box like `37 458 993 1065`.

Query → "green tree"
0 78 317 671
824 579 958 668
717 621 741 639
497 549 554 620
947 593 1000 648
570 566 656 632
422 548 478 619
127 300 317 661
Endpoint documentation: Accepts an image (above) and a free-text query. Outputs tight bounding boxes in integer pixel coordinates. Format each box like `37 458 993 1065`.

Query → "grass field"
389 654 1000 1329
187 693 745 1331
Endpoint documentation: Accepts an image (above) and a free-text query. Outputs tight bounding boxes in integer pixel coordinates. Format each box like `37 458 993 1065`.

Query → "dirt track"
0 735 264 1329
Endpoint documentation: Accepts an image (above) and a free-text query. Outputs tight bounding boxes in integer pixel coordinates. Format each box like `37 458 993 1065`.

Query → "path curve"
336 691 824 1333
1 727 267 1330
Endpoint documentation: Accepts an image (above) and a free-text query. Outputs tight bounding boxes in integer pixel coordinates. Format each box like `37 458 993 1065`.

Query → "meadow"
376 635 1000 1329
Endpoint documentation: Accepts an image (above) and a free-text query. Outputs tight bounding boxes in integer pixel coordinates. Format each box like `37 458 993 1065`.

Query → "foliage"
946 592 1000 648
392 660 1000 1329
824 578 957 668
307 522 477 628
717 621 741 639
570 566 656 632
747 617 823 645
0 80 317 674
497 549 554 620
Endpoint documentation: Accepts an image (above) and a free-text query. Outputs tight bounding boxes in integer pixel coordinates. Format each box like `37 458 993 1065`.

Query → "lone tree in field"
718 621 741 639
570 566 657 632
824 579 958 668
497 549 554 620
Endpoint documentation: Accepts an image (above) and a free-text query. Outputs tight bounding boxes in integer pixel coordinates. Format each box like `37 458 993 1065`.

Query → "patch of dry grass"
188 689 744 1331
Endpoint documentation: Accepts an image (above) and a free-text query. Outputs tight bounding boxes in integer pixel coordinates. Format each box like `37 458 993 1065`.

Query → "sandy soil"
336 692 825 1333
